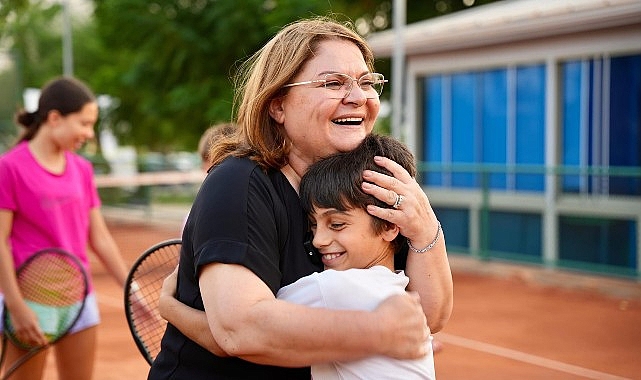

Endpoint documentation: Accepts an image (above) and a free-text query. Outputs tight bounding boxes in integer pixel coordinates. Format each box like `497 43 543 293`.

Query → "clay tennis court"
42 209 641 380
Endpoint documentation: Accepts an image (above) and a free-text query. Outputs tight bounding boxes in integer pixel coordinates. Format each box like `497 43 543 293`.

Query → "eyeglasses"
283 73 387 99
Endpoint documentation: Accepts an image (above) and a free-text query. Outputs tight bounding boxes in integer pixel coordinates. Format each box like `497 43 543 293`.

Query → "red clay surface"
40 218 641 380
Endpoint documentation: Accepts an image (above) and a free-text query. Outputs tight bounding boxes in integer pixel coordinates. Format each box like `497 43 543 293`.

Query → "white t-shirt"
277 266 436 380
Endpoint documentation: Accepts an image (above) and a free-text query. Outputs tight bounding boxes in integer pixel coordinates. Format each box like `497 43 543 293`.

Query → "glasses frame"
283 73 388 99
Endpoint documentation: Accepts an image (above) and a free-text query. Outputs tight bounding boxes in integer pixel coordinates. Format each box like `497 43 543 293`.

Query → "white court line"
437 333 631 380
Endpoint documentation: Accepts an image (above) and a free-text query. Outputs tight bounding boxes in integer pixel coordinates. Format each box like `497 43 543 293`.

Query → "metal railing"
418 162 641 278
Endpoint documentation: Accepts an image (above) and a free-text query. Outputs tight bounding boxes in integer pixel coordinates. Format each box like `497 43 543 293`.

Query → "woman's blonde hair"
209 16 375 170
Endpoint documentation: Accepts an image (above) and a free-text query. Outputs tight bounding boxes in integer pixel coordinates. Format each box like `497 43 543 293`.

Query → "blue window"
610 55 641 195
488 211 542 260
561 54 641 196
559 216 637 273
423 65 546 192
561 61 583 192
434 207 470 253
482 70 507 189
515 65 545 191
451 72 478 188
425 77 443 186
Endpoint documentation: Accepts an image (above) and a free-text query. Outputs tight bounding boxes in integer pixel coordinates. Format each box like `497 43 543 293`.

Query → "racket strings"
5 251 87 347
127 242 180 363
18 255 86 306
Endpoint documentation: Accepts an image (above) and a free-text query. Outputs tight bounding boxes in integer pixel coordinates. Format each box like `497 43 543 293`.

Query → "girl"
0 76 130 380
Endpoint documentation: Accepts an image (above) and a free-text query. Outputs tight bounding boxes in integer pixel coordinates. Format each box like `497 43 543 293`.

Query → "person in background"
197 123 237 172
0 76 131 380
181 122 239 233
149 16 452 380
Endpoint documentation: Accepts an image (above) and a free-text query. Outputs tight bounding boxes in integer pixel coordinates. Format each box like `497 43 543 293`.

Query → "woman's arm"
361 156 454 332
200 262 429 367
158 266 228 356
159 260 429 365
87 208 130 287
0 210 47 346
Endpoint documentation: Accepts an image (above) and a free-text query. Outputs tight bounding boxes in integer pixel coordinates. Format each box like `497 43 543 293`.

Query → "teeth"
323 253 342 260
333 117 363 124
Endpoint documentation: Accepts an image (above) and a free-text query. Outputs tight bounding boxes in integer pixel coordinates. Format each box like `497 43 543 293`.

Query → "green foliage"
1 1 65 87
1 0 502 152
0 0 62 151
91 0 360 150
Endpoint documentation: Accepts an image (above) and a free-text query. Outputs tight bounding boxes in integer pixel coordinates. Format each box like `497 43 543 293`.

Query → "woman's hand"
374 292 431 360
362 155 438 246
362 155 453 332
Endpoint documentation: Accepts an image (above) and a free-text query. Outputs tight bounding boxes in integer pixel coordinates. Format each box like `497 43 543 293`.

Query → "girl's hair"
209 16 375 170
299 134 417 253
14 76 96 143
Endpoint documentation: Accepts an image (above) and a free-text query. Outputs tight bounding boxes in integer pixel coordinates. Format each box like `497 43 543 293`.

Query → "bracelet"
407 221 442 253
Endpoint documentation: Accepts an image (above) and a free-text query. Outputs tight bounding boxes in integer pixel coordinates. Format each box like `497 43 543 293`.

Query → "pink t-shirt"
0 141 100 289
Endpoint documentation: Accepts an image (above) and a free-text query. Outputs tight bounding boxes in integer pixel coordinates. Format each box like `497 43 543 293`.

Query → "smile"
321 252 344 262
332 117 363 125
323 253 343 260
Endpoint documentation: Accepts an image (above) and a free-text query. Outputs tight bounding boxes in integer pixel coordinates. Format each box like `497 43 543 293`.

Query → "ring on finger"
393 194 404 209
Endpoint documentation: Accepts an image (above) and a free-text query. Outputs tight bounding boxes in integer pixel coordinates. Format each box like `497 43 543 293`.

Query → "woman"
149 16 452 379
0 77 131 380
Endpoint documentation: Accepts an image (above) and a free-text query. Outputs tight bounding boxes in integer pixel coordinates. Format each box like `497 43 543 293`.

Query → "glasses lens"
322 73 385 99
359 73 385 97
323 74 350 98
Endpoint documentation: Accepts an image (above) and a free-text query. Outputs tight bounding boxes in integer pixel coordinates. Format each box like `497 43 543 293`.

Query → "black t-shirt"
148 156 322 380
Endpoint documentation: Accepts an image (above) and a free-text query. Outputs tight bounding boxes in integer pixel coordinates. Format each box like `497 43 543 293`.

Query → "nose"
311 226 331 250
342 81 368 105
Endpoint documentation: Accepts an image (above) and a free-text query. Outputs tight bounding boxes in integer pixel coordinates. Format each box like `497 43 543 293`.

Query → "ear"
380 223 400 243
268 97 285 124
45 110 63 125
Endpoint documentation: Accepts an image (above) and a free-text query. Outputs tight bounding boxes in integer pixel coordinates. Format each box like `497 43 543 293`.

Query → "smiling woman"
149 16 452 380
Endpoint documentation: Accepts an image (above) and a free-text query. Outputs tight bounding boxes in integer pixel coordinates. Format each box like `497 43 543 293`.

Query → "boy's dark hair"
299 134 417 253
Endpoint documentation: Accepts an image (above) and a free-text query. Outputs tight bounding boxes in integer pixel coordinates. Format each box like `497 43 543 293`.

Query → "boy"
277 134 436 379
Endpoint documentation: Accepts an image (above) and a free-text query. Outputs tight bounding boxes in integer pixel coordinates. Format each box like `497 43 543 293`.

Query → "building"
368 0 641 278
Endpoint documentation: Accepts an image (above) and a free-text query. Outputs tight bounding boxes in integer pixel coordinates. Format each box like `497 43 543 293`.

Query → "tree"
92 0 345 151
0 0 65 150
1 0 501 152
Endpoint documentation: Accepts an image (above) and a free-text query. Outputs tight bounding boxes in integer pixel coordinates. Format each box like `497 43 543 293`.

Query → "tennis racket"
0 248 88 380
124 238 181 365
